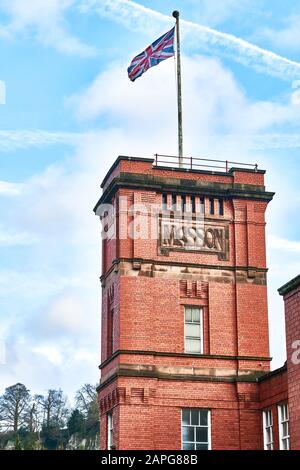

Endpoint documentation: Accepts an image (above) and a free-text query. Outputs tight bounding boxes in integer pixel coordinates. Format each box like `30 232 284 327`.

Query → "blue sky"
1 0 300 398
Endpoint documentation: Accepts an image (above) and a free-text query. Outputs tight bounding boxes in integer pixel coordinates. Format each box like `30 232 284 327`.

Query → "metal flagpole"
172 10 183 167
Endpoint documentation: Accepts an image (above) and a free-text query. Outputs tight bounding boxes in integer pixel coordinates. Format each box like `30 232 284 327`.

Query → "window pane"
196 427 208 443
196 444 208 450
200 197 205 214
185 338 201 353
286 439 290 450
185 323 200 337
268 411 272 426
282 422 288 437
185 308 192 322
191 410 199 426
192 308 201 322
182 426 194 442
107 412 113 450
282 405 286 420
200 410 208 426
182 409 190 425
183 442 194 450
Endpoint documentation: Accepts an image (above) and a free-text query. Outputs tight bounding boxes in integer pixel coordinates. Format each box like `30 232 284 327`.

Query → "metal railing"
153 154 258 172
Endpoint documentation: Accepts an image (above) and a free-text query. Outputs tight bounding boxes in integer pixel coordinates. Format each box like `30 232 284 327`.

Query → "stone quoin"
94 155 299 450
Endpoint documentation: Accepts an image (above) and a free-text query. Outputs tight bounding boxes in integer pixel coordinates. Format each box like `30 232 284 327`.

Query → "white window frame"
181 409 211 450
263 409 274 450
184 306 203 354
278 403 290 450
107 412 113 450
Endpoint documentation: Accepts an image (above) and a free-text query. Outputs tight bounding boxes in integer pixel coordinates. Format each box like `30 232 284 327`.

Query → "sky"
0 0 300 399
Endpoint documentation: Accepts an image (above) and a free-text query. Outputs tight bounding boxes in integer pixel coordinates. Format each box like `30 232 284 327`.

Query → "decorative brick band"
100 258 268 286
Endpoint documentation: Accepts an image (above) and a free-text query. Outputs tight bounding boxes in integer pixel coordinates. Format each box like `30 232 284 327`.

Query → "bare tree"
75 384 97 416
24 395 44 433
0 383 31 432
27 403 36 433
75 384 99 436
38 389 69 428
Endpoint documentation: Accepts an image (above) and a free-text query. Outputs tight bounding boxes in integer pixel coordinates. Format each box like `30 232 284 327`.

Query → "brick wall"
99 377 264 450
259 367 288 449
279 277 300 450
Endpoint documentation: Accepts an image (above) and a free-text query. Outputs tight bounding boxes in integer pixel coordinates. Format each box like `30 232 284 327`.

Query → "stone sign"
159 217 229 260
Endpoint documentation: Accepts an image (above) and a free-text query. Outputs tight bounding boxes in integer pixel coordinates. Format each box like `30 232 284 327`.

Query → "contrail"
79 0 300 80
1 130 300 155
0 130 85 152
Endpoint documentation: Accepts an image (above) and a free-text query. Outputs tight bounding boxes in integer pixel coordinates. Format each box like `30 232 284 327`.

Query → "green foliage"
41 424 67 450
14 434 22 450
67 409 85 436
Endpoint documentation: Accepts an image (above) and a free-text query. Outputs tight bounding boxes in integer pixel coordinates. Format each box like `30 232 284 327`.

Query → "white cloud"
79 0 300 80
70 54 300 157
268 234 300 253
41 294 95 336
258 14 300 52
0 270 84 298
0 336 99 396
1 127 300 156
0 0 95 56
0 229 38 246
0 180 23 196
32 344 64 366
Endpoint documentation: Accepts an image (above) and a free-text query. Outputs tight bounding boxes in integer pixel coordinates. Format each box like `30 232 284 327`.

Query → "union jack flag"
127 27 175 82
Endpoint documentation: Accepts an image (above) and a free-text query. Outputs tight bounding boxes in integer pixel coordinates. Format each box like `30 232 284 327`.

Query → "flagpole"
172 10 183 167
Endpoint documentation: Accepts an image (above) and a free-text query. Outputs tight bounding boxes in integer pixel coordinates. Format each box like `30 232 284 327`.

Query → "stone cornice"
94 172 275 212
278 274 300 297
98 367 268 391
99 349 272 370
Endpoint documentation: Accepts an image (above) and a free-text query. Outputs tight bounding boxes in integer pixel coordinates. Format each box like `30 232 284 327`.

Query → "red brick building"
94 155 298 450
278 275 300 450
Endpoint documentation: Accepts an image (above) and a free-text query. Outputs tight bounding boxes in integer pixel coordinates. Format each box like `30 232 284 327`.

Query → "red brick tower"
94 155 274 450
